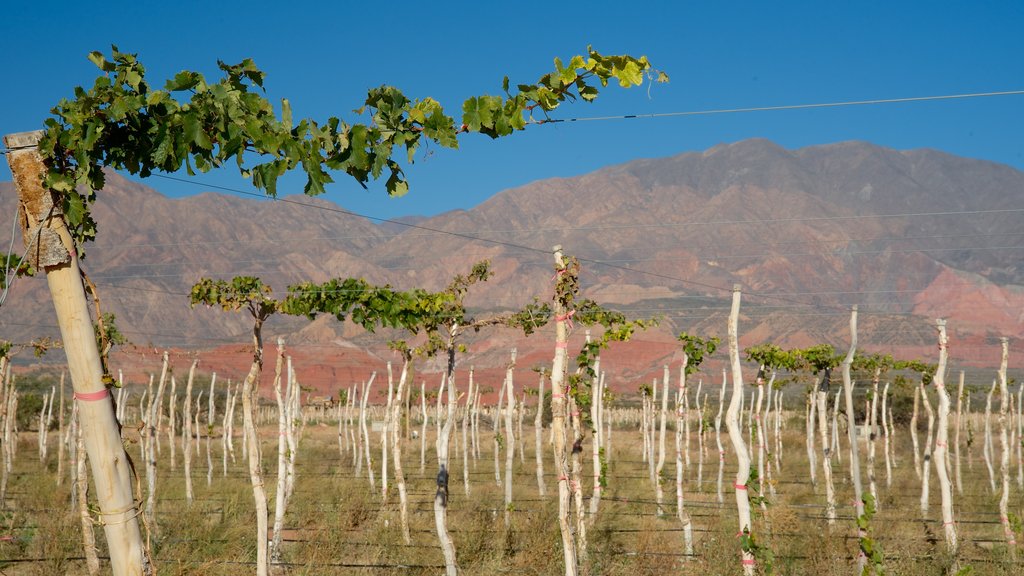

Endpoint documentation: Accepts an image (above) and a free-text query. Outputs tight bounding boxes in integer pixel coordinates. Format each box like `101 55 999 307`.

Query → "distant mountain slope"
2 139 1022 385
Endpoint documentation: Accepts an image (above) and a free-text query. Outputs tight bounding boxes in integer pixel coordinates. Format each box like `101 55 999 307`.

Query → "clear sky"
1 1 1022 219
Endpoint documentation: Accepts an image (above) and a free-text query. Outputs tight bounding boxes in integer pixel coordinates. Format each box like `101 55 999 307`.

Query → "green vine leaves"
189 276 281 324
38 46 665 249
0 253 32 290
190 262 552 362
678 331 719 375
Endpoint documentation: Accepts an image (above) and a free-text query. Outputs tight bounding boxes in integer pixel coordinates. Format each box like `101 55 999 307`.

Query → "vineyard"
2 338 1024 576
1 43 1023 576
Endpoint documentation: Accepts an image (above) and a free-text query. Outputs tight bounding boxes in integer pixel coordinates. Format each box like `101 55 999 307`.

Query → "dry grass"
2 415 1023 575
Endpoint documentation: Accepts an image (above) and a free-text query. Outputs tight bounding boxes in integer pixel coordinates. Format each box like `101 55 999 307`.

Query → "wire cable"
539 89 1024 124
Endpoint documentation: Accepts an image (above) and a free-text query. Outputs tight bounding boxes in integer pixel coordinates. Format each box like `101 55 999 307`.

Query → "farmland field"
2 396 1022 575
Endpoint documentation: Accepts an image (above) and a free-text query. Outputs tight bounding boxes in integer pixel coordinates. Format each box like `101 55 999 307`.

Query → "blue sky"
2 1 1022 219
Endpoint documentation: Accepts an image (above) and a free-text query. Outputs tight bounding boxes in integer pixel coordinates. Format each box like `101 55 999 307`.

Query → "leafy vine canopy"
37 46 665 247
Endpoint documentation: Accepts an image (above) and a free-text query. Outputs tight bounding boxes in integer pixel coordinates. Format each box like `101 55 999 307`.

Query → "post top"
551 244 562 253
2 130 44 150
732 283 742 291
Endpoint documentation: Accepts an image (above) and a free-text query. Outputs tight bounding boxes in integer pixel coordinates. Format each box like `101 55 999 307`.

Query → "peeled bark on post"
503 349 517 527
551 247 578 576
806 391 818 489
206 373 216 487
166 376 177 472
840 307 866 574
655 365 670 515
648 378 658 487
932 320 957 553
983 380 996 493
997 337 1016 557
420 381 427 475
697 386 706 490
754 372 766 506
518 390 526 465
726 286 755 575
589 363 603 517
434 329 460 576
831 388 841 465
360 374 376 491
911 385 922 480
5 130 146 575
462 368 472 496
183 359 198 505
494 366 505 488
56 372 66 487
676 353 694 556
241 345 269 576
774 390 783 471
75 406 100 576
818 369 836 525
392 356 412 544
715 369 726 506
867 369 880 510
270 341 289 564
535 369 547 497
382 362 393 503
569 389 588 564
954 372 964 494
640 389 649 467
145 352 169 534
683 375 692 472
882 382 893 488
919 379 935 516
1018 385 1023 489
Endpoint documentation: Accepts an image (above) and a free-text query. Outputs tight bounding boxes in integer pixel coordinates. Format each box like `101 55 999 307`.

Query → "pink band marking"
75 389 111 402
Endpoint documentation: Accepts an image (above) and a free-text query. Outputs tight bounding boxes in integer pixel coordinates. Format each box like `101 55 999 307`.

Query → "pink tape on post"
74 389 111 402
741 559 756 566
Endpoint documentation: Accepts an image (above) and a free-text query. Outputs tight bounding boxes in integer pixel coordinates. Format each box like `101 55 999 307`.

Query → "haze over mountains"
2 139 1022 386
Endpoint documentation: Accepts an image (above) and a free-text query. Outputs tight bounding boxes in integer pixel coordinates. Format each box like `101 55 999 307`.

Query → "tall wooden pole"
4 130 146 575
726 285 754 576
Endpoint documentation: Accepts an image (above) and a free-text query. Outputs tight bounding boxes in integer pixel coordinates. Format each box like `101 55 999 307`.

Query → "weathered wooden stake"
4 131 145 575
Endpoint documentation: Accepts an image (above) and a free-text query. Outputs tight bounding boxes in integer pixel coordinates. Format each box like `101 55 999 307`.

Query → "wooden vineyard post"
435 326 460 576
882 382 893 488
983 379 997 493
655 365 670 515
840 307 868 574
183 358 198 505
818 366 836 525
997 337 1016 557
144 352 169 533
950 372 963 493
932 320 957 554
494 367 505 488
919 378 936 515
715 369 727 506
551 246 577 576
535 369 547 497
391 352 412 544
503 349 517 527
4 130 146 575
806 388 817 489
56 372 66 486
270 340 288 563
726 285 755 575
74 405 100 576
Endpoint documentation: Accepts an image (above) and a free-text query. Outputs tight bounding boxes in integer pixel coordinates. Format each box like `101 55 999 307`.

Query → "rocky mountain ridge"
2 139 1022 394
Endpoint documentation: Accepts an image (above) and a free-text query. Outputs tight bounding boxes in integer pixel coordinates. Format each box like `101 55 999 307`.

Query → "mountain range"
2 139 1022 394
